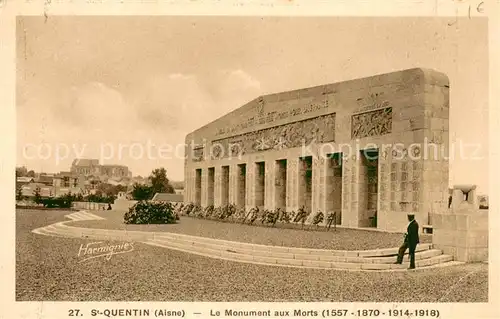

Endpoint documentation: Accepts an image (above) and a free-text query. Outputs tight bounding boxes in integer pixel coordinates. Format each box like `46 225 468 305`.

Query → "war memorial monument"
184 68 450 231
183 68 487 263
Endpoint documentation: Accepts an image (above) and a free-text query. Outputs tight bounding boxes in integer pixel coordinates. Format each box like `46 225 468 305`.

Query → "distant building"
71 158 130 179
20 182 83 198
53 171 82 188
107 177 130 186
36 174 55 186
100 165 129 178
17 176 34 185
20 182 51 198
16 177 35 191
70 159 100 175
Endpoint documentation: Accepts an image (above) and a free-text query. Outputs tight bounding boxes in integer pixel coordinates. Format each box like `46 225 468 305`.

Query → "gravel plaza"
16 209 488 302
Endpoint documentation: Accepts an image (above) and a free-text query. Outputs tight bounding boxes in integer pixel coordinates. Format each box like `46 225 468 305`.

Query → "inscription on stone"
351 107 392 139
199 113 335 161
215 100 329 137
355 92 390 113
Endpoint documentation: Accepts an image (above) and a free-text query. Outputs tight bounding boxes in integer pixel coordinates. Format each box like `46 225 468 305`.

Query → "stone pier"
431 185 488 262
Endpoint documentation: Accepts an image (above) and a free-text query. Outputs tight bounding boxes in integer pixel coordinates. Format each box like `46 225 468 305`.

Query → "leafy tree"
97 183 128 197
26 170 35 178
116 185 128 193
149 168 175 194
34 187 42 205
131 183 154 201
16 187 24 201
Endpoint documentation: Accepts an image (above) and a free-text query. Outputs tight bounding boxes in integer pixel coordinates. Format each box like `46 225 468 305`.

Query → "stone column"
286 158 299 212
220 166 230 206
341 155 351 227
228 165 237 205
235 164 247 208
194 168 202 205
214 167 221 207
207 167 215 206
342 154 360 227
201 168 208 207
377 150 390 230
357 153 369 227
246 162 256 210
297 157 312 214
274 160 287 210
265 161 275 210
183 169 191 203
309 156 326 223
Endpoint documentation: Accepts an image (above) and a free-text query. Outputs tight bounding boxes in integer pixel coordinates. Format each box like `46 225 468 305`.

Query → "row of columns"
185 150 447 231
190 155 346 223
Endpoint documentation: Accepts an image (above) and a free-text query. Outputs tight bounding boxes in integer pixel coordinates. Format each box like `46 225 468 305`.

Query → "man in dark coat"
394 213 419 269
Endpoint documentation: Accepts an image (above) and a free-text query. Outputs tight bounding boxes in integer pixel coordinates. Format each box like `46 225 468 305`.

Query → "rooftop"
72 158 100 167
151 193 184 203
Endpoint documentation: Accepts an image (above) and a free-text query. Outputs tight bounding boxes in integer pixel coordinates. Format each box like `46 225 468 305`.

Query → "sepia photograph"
15 16 489 304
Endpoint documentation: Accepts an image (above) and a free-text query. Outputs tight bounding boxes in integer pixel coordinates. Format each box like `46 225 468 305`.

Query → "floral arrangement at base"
293 206 309 228
312 210 324 228
173 202 341 232
326 211 338 231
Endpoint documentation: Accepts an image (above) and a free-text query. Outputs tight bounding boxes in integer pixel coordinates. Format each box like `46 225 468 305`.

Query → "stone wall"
111 199 138 212
431 185 488 262
73 201 109 211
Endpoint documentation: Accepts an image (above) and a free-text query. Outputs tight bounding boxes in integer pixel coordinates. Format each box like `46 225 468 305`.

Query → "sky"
16 17 489 194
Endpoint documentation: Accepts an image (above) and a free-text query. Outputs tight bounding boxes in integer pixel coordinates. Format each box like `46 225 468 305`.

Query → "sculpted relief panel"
193 113 336 161
351 107 392 139
192 147 204 162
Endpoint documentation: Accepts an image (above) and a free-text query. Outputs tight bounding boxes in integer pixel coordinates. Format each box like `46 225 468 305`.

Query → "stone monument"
184 68 450 232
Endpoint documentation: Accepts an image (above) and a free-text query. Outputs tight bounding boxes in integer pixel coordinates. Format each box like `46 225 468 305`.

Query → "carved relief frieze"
351 107 392 139
192 147 204 162
199 113 335 161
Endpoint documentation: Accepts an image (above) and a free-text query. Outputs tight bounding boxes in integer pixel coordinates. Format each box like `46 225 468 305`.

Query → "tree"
26 170 35 178
16 187 24 201
149 168 175 194
131 183 154 201
34 187 42 205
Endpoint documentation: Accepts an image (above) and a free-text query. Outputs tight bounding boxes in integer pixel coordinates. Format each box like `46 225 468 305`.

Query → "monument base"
431 185 488 263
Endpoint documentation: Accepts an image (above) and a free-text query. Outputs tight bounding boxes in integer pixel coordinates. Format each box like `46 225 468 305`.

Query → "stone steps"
147 237 454 270
32 218 455 271
151 232 436 263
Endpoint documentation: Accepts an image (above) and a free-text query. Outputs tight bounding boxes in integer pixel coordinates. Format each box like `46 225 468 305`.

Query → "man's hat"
407 213 415 216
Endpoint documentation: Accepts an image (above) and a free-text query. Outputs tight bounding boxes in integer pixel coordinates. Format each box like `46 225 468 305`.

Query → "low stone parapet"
112 199 138 212
431 184 488 262
72 201 108 211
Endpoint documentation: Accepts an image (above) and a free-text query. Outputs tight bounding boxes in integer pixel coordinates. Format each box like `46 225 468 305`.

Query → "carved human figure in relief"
351 108 392 139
